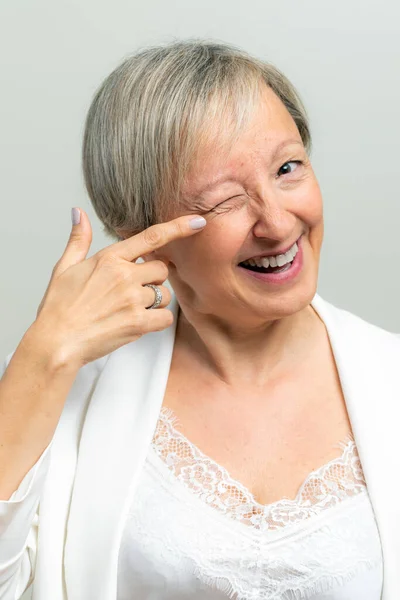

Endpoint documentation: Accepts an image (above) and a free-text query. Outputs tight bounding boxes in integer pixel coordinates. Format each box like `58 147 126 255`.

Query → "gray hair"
82 38 311 242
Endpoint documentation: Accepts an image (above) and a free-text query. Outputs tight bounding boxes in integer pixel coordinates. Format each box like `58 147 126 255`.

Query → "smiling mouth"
238 261 294 274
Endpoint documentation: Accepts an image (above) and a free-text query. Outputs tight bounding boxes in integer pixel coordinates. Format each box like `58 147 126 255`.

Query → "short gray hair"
82 38 311 242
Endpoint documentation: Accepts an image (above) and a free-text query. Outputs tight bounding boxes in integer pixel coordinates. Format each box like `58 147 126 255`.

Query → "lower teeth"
240 259 294 273
274 263 292 273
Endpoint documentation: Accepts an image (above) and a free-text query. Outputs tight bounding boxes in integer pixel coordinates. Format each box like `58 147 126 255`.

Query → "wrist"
21 321 83 376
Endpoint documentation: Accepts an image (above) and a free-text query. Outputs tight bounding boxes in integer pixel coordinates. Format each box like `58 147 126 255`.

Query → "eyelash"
207 160 304 212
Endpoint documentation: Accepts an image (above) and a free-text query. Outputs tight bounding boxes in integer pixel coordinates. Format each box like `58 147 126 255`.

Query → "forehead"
182 86 302 197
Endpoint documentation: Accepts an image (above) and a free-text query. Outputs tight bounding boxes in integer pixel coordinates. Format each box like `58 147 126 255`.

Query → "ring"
144 284 163 309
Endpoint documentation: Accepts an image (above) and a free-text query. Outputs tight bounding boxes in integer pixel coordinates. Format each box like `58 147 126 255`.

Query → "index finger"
113 215 207 261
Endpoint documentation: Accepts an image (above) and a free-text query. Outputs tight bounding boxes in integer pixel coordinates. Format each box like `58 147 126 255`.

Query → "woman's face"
155 85 324 327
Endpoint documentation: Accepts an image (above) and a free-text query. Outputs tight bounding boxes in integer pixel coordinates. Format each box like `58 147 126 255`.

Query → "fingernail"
71 207 81 225
189 216 207 230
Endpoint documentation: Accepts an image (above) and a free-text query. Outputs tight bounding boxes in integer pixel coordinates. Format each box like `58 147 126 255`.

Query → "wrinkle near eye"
184 200 213 215
210 196 247 215
187 192 249 217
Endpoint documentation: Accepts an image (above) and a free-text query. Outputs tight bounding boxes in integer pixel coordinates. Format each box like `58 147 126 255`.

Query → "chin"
244 277 319 324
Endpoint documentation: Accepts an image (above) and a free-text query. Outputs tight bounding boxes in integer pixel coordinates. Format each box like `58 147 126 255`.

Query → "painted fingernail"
189 216 207 230
71 207 81 226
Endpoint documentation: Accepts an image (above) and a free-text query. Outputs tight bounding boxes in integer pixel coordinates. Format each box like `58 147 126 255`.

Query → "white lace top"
117 407 383 599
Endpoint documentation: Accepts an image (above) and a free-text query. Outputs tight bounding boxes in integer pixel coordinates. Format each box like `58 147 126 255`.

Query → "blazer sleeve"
0 349 53 600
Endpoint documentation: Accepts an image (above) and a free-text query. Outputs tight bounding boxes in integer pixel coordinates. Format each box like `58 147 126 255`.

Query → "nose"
251 198 298 244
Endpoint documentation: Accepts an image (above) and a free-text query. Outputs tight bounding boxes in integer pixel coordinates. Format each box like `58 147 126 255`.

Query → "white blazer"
1 291 400 600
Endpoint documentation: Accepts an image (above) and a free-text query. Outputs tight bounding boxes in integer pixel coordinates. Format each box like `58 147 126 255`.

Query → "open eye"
277 160 303 177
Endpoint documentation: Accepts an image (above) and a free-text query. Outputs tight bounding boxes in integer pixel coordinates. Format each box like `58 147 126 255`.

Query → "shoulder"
313 293 400 352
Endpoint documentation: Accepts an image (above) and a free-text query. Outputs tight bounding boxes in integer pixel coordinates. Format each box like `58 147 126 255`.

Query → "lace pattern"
152 407 367 532
118 409 382 599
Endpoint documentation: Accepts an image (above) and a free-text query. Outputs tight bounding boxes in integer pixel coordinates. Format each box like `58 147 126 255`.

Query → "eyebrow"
193 138 304 196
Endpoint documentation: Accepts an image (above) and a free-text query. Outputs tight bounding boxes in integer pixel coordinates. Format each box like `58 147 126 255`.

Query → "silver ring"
144 284 163 309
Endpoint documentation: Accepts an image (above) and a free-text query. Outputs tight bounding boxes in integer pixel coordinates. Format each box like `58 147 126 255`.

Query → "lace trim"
151 407 367 532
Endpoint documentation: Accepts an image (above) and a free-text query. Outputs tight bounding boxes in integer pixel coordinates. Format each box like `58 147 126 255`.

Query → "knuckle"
156 260 169 280
51 260 61 277
127 286 142 307
174 221 185 237
96 252 117 269
164 310 174 326
168 220 185 241
116 265 131 284
162 287 172 305
130 307 147 330
95 248 107 261
123 304 138 328
143 226 163 248
68 230 81 245
97 253 126 279
155 310 174 330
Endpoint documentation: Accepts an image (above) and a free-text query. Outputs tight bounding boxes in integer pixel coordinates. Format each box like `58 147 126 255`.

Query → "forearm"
0 324 80 500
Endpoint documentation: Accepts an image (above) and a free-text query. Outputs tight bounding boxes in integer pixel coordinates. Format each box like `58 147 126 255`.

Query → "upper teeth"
242 241 298 268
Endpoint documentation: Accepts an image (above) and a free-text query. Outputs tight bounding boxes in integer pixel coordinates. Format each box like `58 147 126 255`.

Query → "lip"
240 235 302 263
238 235 304 285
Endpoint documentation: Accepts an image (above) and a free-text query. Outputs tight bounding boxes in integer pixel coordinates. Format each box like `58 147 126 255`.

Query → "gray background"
0 1 398 594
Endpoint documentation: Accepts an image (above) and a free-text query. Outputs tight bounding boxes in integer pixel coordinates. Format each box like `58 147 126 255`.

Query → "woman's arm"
0 324 80 501
0 335 59 600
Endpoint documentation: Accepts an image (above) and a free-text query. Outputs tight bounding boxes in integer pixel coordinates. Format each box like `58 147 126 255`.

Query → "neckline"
151 406 365 523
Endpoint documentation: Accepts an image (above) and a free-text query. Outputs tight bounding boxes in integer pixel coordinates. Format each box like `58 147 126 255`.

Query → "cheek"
173 221 244 271
295 179 323 226
199 218 248 264
301 181 324 251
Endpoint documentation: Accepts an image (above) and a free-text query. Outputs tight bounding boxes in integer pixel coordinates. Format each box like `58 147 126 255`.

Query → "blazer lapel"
64 294 180 600
312 293 400 600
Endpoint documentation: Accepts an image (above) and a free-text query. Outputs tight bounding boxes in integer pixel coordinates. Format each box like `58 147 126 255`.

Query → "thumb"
56 207 93 276
35 207 93 321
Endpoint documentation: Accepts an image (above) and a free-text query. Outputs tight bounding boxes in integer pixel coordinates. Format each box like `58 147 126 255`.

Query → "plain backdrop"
0 1 399 596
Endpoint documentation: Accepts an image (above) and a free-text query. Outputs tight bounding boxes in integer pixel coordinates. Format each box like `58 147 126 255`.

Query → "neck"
173 299 322 387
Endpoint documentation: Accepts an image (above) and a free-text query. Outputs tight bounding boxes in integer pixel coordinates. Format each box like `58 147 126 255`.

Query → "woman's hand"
32 208 206 371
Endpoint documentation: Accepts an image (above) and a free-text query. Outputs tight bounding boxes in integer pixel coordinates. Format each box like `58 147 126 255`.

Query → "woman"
0 39 398 600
